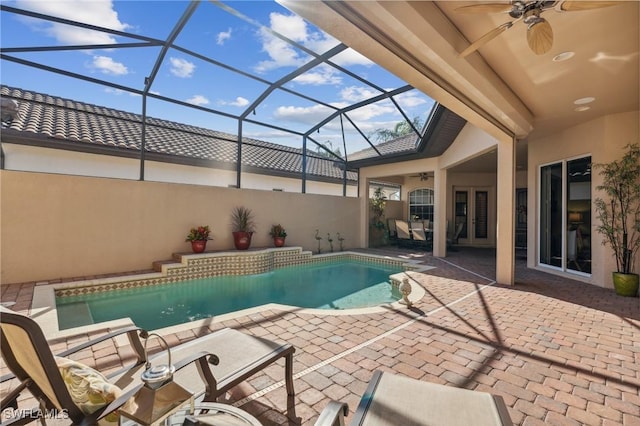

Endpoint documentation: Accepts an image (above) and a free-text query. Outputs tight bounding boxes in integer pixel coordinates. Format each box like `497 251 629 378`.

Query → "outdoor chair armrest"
0 326 146 385
56 325 146 361
173 351 220 371
314 401 349 426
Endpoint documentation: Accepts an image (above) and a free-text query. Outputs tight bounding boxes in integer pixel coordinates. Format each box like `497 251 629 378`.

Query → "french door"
454 187 493 246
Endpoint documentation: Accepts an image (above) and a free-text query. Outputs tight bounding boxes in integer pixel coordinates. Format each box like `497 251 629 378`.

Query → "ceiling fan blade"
527 19 553 55
459 22 513 58
560 1 625 11
454 3 513 14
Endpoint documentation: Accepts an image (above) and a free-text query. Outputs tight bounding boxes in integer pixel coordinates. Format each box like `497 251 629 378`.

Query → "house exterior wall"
527 110 640 289
0 170 361 285
1 144 356 197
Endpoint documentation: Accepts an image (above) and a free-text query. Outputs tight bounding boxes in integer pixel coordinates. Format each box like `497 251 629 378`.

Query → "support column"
433 166 447 257
359 176 369 248
496 137 516 285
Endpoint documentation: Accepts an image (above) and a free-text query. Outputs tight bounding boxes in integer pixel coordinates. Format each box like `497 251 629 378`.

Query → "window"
539 156 591 274
409 188 434 224
369 182 401 201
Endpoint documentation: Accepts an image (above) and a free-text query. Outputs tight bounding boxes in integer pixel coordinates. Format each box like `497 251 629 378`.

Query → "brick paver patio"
1 247 639 425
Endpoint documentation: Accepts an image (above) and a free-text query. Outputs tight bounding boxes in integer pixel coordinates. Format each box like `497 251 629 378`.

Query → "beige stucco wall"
0 170 361 285
1 144 356 197
528 110 640 288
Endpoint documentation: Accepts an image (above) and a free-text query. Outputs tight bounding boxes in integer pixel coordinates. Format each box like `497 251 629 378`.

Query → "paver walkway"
1 247 639 425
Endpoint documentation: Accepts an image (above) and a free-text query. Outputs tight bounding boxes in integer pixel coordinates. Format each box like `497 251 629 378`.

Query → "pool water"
56 260 403 330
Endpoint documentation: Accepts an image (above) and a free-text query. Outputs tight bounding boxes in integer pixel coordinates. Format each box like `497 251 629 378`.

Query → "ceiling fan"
409 172 430 181
456 1 624 58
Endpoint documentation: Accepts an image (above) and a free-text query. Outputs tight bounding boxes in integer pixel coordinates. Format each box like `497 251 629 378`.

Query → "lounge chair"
315 370 512 426
0 306 296 425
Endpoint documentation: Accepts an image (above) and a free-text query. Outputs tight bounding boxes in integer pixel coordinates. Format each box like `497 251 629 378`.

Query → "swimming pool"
56 259 404 330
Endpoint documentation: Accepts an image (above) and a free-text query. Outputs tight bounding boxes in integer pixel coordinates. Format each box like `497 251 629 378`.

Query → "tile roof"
347 133 417 161
0 86 356 183
346 105 467 168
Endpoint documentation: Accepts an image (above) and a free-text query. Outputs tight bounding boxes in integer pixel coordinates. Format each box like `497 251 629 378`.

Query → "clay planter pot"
233 231 253 250
191 240 207 253
273 237 286 247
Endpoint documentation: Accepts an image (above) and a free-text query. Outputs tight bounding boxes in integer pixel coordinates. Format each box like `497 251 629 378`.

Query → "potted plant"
594 143 640 297
269 224 287 247
185 225 212 253
231 206 255 250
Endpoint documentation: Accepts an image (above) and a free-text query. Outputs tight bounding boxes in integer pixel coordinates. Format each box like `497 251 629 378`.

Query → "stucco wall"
0 170 361 285
1 144 357 197
528 110 640 288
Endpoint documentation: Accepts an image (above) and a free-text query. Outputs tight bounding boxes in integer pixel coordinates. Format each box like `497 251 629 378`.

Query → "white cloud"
91 56 128 75
346 103 396 121
16 0 130 45
395 92 430 109
254 12 339 73
340 86 381 102
255 30 304 73
217 28 232 45
270 13 307 42
104 87 126 95
186 95 209 106
331 48 374 67
169 57 195 78
292 65 341 86
219 97 250 107
273 104 334 125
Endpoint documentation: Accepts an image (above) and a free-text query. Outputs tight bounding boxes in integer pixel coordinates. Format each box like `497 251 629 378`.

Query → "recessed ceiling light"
574 97 595 105
575 106 591 112
553 51 575 62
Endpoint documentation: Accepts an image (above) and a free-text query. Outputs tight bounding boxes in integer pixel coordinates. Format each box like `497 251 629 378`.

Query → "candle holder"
119 333 193 425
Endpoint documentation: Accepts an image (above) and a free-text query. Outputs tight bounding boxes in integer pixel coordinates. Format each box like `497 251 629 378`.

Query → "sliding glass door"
539 156 591 274
540 163 562 267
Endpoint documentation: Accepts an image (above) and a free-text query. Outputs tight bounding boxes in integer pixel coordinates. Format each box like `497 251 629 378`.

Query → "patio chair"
409 221 432 250
0 306 296 425
386 218 398 243
447 222 465 251
315 370 512 426
394 220 412 248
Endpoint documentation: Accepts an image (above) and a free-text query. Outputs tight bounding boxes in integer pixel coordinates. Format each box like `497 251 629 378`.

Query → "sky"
0 0 436 156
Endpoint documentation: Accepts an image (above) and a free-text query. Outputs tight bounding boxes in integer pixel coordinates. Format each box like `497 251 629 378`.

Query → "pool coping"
32 248 433 339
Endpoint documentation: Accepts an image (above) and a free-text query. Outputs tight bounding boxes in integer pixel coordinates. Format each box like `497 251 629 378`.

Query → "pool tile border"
52 248 422 298
32 248 432 336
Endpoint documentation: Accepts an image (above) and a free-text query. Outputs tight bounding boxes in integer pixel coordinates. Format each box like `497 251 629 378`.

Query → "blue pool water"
56 260 403 330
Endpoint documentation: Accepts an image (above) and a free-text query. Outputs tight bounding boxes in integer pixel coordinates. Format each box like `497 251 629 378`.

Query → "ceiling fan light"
575 106 591 112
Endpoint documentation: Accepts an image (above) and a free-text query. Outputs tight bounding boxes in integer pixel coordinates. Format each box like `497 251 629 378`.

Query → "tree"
311 140 342 158
370 116 424 143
